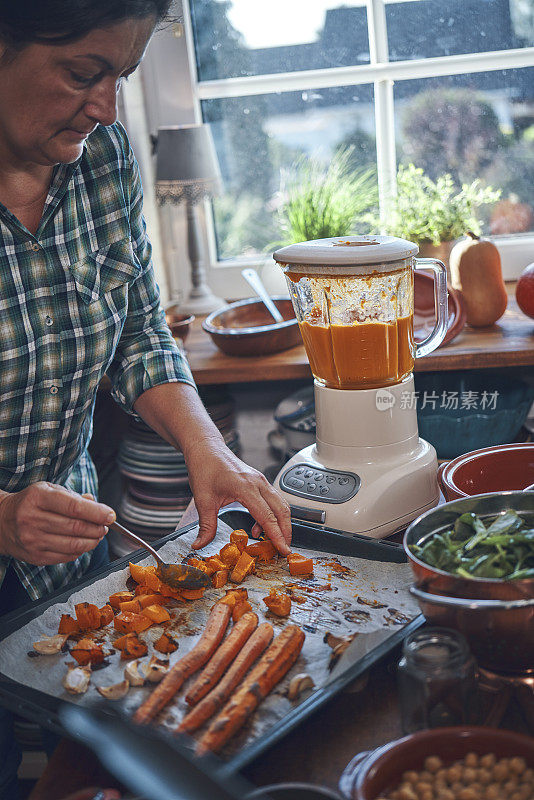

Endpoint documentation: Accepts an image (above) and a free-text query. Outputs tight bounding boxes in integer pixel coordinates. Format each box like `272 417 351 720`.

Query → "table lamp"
155 124 226 314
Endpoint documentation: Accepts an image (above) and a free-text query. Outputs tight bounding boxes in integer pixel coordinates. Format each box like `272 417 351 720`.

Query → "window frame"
165 0 534 291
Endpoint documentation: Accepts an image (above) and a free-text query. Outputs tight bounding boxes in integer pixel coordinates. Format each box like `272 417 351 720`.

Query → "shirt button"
30 242 40 252
45 315 53 326
50 386 58 395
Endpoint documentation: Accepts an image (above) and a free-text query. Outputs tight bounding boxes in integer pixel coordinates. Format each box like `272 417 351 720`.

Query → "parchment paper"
0 521 419 756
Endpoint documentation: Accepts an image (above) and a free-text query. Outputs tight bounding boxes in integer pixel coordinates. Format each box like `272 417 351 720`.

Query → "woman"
0 1 291 795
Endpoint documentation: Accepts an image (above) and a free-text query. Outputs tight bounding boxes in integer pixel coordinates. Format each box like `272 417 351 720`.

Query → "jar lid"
273 235 418 266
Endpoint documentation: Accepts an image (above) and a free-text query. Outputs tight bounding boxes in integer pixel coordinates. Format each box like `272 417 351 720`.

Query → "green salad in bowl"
409 509 534 580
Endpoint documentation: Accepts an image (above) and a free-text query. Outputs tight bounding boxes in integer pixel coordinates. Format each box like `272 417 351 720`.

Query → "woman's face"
0 16 155 168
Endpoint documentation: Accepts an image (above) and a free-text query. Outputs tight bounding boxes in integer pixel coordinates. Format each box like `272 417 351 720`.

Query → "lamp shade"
155 124 222 204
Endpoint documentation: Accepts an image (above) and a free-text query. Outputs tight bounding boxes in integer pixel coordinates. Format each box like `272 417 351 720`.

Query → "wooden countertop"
185 285 534 385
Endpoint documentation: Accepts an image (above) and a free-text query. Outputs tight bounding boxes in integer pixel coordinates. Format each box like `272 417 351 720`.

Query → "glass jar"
398 627 478 734
274 236 448 390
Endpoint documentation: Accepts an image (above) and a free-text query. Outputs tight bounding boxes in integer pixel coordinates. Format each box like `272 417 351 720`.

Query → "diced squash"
121 634 148 660
232 600 253 622
218 543 241 567
263 589 291 617
143 572 164 593
287 553 314 576
58 614 79 636
99 604 114 627
246 540 277 563
113 633 132 651
113 611 153 634
181 588 205 601
141 604 171 624
119 598 143 614
108 591 135 609
220 588 248 608
129 561 156 584
183 556 209 574
70 639 104 666
138 593 168 608
230 529 249 552
230 551 256 583
158 583 183 599
205 556 226 574
75 602 102 631
134 584 153 596
212 569 229 589
154 632 179 654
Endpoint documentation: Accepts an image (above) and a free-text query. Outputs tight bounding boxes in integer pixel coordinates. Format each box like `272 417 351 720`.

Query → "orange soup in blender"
299 314 414 389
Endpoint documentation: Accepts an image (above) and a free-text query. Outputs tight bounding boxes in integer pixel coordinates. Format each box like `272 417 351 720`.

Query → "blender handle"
414 258 449 358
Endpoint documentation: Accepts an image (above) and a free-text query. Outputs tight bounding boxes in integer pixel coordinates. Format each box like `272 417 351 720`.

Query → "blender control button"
326 476 336 484
320 486 329 495
288 478 305 489
338 477 349 485
295 468 304 475
304 469 314 478
306 482 316 491
313 472 323 481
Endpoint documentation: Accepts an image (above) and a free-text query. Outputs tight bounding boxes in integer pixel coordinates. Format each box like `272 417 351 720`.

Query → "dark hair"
0 0 174 49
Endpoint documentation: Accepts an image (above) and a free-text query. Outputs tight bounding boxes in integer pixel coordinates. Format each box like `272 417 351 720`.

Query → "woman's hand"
185 438 292 555
0 482 115 565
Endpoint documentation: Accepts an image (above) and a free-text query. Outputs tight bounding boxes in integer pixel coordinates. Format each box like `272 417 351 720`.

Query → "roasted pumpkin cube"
141 604 171 624
70 638 104 666
75 602 102 631
137 593 167 608
158 582 183 599
154 632 179 654
205 556 226 574
129 561 156 584
230 529 249 552
212 569 229 589
263 589 291 617
230 551 256 583
183 556 209 574
121 634 148 660
287 553 314 576
99 604 114 627
58 614 79 636
181 588 205 601
113 611 153 634
119 598 143 614
219 588 248 608
232 600 253 622
143 572 164 593
108 591 135 609
218 543 241 567
246 540 277 563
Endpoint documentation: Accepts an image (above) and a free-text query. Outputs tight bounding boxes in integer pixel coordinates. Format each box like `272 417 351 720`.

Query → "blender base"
276 439 439 538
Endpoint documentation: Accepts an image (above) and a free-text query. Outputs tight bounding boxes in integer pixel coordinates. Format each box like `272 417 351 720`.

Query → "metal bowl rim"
202 296 297 336
403 490 534 586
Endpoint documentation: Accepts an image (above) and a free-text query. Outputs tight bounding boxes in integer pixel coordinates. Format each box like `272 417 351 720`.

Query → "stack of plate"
110 388 240 556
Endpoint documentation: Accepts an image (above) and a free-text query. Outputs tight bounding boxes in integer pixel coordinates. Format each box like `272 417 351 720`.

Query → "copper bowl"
340 727 534 800
439 443 534 501
404 492 534 673
202 297 301 356
164 307 195 343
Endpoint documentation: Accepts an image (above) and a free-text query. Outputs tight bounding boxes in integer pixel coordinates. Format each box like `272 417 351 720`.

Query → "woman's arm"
133 382 292 555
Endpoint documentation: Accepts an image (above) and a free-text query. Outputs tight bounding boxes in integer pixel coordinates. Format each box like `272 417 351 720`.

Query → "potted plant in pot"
378 163 501 269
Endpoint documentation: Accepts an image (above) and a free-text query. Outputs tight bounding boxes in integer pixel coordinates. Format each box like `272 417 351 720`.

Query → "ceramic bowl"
202 297 300 356
439 442 534 501
248 783 343 800
340 726 534 800
164 306 195 342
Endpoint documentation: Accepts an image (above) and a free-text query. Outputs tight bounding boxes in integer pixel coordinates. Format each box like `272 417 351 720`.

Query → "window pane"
202 85 376 259
394 69 534 235
190 0 369 81
386 0 534 61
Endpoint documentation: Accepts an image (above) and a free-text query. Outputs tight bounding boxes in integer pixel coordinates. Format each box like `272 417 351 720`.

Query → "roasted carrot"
196 624 305 755
185 612 258 707
177 622 274 735
133 601 231 724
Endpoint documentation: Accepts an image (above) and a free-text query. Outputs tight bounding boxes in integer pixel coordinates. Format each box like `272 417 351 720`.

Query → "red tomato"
515 263 534 320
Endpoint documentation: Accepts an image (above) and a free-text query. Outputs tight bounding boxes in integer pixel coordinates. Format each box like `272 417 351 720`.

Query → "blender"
273 235 448 538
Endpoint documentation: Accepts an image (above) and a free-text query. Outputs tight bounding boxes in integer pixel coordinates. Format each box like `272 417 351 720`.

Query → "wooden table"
186 286 534 385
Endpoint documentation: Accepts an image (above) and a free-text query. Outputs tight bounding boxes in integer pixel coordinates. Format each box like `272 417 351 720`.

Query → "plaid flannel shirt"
0 122 195 601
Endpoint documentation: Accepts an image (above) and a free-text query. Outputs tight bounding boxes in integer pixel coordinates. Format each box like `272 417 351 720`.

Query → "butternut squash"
449 231 507 327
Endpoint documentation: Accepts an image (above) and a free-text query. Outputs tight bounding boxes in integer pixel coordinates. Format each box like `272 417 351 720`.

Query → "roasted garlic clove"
62 664 91 695
142 656 169 683
33 634 68 655
287 672 315 701
124 659 146 686
97 680 130 700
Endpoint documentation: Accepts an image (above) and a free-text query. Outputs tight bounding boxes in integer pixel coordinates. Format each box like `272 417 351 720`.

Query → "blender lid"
273 235 418 266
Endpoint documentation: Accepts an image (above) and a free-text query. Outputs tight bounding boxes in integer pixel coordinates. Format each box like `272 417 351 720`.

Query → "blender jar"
274 236 448 390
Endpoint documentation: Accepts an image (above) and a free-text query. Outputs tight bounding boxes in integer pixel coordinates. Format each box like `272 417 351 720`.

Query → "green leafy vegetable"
410 509 534 580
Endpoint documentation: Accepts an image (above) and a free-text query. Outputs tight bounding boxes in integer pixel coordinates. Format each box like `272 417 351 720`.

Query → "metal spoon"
241 268 284 323
110 520 210 591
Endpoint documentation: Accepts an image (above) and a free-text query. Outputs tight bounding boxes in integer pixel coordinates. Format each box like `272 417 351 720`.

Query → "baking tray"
0 508 423 777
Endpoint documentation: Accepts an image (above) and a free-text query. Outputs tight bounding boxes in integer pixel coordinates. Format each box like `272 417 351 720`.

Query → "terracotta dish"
164 307 195 343
202 297 301 356
439 442 534 501
414 272 466 347
342 726 534 800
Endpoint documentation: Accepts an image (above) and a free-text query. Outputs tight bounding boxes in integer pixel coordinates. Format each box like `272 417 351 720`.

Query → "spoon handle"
241 268 284 323
110 520 163 568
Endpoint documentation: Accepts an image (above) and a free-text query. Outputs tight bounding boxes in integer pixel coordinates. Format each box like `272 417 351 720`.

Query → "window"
183 0 534 271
